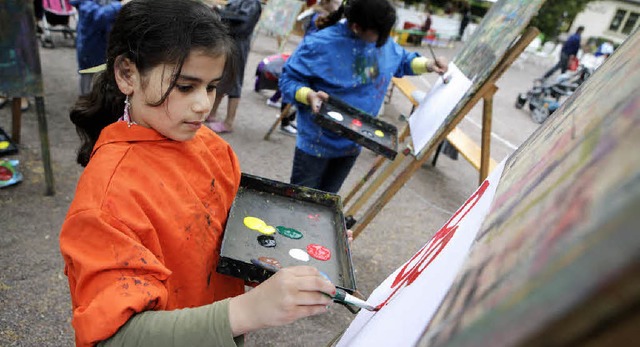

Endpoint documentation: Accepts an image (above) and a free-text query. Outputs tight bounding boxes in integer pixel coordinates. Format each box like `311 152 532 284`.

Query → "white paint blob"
289 248 310 262
327 111 344 122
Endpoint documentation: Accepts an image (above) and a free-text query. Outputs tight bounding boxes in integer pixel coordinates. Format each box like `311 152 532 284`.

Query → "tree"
530 0 596 41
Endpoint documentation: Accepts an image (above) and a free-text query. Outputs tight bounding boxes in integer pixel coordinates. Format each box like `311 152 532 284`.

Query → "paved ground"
0 29 547 346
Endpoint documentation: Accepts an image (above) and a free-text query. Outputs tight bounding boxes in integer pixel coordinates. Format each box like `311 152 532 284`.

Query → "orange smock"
60 122 245 346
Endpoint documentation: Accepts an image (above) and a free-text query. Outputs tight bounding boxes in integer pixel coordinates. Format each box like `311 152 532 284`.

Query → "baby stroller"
40 0 77 48
515 64 592 124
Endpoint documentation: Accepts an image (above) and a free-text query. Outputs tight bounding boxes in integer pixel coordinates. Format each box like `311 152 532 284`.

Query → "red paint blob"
307 244 331 261
351 119 363 127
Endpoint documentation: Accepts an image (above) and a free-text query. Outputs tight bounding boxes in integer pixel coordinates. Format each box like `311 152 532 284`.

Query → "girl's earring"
123 95 134 127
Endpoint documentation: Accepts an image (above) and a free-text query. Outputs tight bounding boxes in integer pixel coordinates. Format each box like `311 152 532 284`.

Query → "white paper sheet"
336 160 506 347
408 62 472 155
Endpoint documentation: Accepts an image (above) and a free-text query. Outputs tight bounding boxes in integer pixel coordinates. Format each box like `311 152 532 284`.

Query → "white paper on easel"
408 62 472 155
336 160 506 347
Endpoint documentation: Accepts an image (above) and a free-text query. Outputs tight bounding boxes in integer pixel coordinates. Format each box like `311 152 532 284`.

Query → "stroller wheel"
531 106 549 124
515 93 527 109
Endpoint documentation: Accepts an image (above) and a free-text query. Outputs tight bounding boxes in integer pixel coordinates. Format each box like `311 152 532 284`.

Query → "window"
609 9 626 31
609 8 640 34
622 12 639 34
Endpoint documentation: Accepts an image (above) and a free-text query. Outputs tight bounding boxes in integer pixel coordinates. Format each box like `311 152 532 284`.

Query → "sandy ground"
0 29 547 346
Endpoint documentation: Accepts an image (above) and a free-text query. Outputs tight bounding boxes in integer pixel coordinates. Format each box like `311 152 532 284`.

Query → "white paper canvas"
408 62 472 155
336 160 506 347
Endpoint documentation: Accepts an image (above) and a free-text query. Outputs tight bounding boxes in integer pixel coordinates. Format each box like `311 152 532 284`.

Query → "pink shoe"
206 121 232 134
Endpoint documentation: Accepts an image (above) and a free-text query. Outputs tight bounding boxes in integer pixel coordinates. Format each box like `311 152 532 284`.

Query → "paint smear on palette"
0 142 9 150
374 130 384 138
289 248 310 262
243 216 276 235
308 213 320 220
352 119 363 127
257 235 276 247
259 256 282 269
361 130 374 138
276 226 303 239
328 111 344 122
307 244 331 261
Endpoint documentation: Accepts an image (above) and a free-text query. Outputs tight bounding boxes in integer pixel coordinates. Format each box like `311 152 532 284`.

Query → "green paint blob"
276 226 303 239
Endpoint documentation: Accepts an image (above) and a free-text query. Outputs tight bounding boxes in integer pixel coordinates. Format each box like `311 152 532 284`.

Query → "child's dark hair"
70 0 236 167
316 0 396 47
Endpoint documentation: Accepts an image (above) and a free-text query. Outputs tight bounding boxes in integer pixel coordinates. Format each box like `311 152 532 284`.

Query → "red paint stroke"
375 180 490 310
307 213 320 220
307 244 331 261
351 119 363 127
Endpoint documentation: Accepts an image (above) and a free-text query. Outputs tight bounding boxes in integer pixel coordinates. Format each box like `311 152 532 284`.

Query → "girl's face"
130 50 225 141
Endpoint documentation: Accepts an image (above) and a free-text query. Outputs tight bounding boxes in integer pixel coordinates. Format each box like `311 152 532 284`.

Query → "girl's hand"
308 90 329 114
228 266 335 336
428 57 449 75
347 229 353 247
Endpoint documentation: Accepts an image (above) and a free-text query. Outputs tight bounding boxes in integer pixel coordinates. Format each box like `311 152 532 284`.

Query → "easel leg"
343 155 386 205
480 88 496 184
264 103 291 141
11 98 22 144
346 151 405 218
35 97 55 195
431 141 444 167
353 155 422 239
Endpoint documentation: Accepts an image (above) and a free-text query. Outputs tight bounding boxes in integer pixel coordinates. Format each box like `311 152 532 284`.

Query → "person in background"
71 0 126 95
279 0 448 194
205 0 262 134
62 1 337 346
303 0 342 36
458 1 471 41
542 26 585 80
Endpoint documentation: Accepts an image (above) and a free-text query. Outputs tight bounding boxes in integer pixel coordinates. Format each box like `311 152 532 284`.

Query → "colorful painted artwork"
337 26 639 347
337 161 506 347
416 0 546 157
256 0 303 37
418 30 640 347
0 0 44 97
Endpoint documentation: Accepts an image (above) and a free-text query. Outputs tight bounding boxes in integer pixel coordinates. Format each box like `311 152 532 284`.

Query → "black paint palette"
316 96 398 160
217 173 357 292
0 127 18 157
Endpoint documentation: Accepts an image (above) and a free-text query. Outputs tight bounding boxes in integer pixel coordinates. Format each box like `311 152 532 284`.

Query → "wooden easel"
9 97 55 196
263 103 292 140
346 27 540 239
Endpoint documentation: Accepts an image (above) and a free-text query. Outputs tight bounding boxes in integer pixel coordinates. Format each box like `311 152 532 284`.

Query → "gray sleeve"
97 298 244 347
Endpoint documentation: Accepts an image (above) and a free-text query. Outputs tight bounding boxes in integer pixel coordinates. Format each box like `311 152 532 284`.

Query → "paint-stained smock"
279 20 421 158
59 122 245 347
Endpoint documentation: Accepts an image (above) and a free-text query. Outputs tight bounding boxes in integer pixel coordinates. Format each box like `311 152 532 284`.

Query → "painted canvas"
418 30 640 347
336 161 506 347
0 0 44 97
256 0 303 37
412 0 546 157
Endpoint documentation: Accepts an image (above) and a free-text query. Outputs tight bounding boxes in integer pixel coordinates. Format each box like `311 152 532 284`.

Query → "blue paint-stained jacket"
71 0 122 70
279 21 421 158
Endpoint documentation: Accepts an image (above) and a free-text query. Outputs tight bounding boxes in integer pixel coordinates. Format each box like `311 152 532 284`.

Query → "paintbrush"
427 44 451 84
251 258 378 311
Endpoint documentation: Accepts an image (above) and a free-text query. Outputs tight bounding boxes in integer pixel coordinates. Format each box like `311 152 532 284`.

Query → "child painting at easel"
279 0 448 193
60 1 338 345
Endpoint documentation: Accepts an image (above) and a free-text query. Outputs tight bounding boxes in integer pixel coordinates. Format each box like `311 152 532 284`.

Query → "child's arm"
97 266 335 346
228 266 335 335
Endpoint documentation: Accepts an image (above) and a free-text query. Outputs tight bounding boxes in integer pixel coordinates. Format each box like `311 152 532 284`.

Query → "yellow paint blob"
374 130 384 138
243 216 276 235
259 225 276 235
244 216 266 231
0 141 9 150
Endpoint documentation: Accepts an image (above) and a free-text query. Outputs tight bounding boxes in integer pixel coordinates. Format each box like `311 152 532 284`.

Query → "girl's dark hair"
316 0 396 47
70 0 236 167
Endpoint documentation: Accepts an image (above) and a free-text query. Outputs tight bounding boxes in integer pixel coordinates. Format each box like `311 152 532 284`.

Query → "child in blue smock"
279 0 448 193
71 0 126 95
